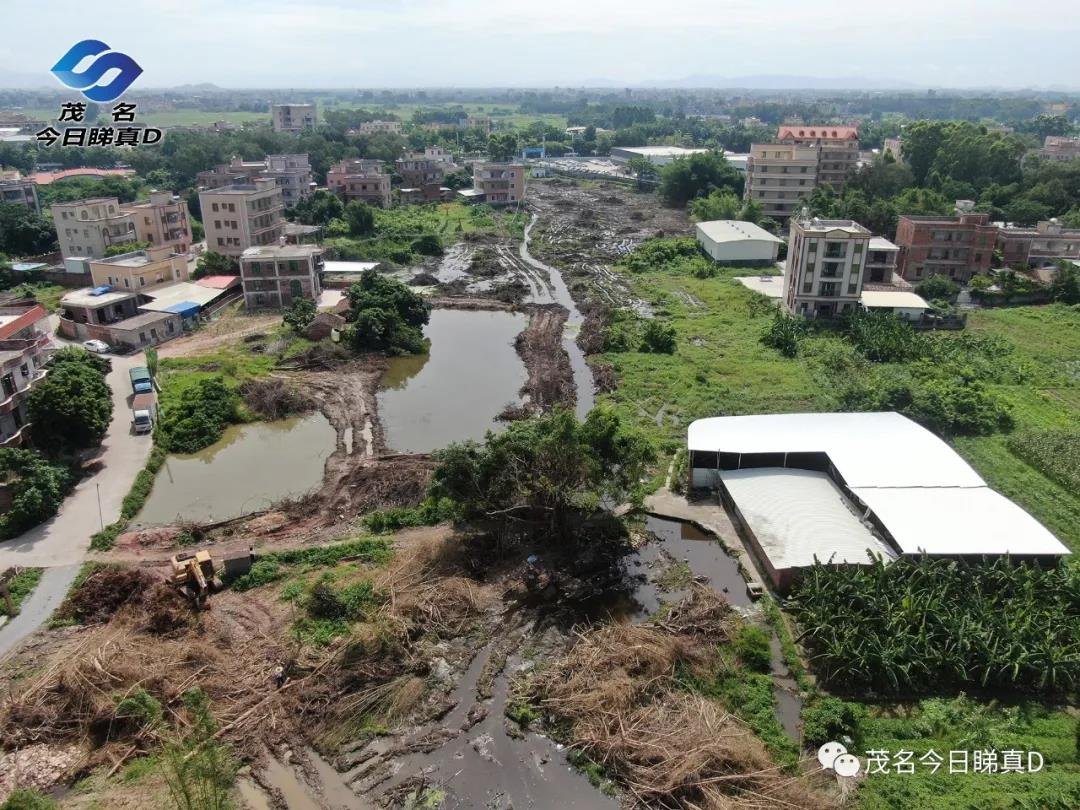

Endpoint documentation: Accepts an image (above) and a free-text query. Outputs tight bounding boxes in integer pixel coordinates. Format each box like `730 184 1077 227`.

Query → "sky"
2 0 1079 90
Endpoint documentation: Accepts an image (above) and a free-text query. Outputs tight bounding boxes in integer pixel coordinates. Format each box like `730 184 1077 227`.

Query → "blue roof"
164 301 201 317
12 262 47 272
89 285 112 296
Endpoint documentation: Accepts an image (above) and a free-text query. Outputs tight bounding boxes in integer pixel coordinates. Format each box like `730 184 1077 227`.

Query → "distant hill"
636 74 922 90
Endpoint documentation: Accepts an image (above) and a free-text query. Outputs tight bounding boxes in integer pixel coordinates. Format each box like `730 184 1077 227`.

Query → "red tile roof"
778 125 859 141
195 275 241 290
29 168 136 186
0 304 48 341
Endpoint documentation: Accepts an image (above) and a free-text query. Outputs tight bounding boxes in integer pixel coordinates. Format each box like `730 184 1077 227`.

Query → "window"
19 363 29 378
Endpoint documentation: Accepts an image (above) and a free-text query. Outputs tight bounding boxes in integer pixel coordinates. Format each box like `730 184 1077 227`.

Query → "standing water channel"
134 413 336 526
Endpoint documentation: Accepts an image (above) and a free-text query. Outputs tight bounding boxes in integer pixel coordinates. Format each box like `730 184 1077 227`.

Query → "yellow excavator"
168 547 255 608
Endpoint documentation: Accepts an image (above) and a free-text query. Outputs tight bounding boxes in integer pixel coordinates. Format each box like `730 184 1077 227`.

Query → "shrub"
915 275 960 301
733 625 773 673
345 269 430 355
0 450 72 539
27 362 112 456
843 309 926 363
761 313 805 358
801 697 867 748
156 377 239 453
229 560 283 592
0 790 57 810
622 237 700 273
640 320 676 354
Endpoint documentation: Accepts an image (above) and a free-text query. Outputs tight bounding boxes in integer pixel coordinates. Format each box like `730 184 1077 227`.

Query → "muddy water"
378 309 529 453
134 413 335 526
644 515 752 607
387 645 617 809
520 215 595 418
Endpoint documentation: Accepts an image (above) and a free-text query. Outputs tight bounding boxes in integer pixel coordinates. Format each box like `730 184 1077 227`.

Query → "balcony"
0 368 46 414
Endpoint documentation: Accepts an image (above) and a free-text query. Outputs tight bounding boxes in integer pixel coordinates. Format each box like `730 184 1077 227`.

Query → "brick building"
326 160 391 208
894 213 997 283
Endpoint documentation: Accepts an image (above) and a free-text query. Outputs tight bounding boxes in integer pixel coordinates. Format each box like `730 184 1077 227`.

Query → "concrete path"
0 351 153 569
0 564 79 660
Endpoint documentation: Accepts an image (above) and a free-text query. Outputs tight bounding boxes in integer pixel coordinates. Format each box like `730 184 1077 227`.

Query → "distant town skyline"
2 0 1079 91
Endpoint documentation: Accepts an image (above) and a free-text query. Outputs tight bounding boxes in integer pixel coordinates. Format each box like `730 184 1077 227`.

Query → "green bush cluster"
345 268 430 355
229 538 392 591
156 377 239 454
800 696 867 748
761 313 806 358
361 497 458 533
0 449 72 539
1007 430 1080 493
623 237 701 273
732 625 773 673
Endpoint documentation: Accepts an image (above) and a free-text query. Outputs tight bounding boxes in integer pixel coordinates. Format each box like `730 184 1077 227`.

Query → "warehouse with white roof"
687 412 1070 590
695 220 784 266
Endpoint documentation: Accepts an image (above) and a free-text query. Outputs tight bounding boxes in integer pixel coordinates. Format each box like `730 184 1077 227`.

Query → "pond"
134 413 336 526
378 308 529 454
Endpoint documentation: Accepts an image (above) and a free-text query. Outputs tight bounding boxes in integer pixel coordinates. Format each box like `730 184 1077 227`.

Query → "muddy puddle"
378 309 529 453
134 413 335 526
643 515 752 608
520 215 595 419
384 643 616 809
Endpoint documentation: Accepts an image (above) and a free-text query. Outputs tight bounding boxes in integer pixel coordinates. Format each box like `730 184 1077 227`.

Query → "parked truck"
131 393 157 434
129 366 153 395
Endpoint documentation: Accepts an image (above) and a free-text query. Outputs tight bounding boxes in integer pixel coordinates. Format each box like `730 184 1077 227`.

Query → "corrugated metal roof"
688 412 984 488
853 487 1070 556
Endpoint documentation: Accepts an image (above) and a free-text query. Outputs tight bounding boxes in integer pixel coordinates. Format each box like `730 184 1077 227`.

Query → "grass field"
320 100 566 130
596 261 1080 550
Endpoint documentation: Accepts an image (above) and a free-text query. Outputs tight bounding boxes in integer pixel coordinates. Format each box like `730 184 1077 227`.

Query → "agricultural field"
15 107 269 127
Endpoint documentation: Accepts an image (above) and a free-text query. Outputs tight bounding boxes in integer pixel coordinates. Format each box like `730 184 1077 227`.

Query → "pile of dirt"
239 377 316 420
324 455 436 518
55 567 159 626
515 304 574 411
534 588 830 809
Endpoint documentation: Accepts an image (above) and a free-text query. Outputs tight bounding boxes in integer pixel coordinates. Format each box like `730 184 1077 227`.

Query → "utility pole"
96 482 104 530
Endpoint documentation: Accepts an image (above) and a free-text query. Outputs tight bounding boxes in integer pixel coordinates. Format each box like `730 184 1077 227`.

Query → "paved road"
0 564 79 659
0 351 153 569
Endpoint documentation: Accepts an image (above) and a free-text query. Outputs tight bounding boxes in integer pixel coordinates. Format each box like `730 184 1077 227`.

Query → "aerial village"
0 37 1078 810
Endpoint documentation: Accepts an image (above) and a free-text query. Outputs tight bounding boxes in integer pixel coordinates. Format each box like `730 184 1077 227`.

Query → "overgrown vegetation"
344 267 430 355
0 449 72 539
162 688 237 810
228 536 392 591
430 406 654 543
27 349 113 456
89 446 167 550
1 567 43 616
788 557 1080 694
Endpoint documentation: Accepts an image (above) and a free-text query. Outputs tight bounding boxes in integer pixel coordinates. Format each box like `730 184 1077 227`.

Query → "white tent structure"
688 412 1070 589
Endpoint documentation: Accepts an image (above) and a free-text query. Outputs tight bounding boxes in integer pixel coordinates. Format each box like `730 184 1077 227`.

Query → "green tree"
626 156 659 192
689 189 741 221
430 407 654 542
343 200 375 236
49 345 110 375
0 449 71 539
915 275 959 301
0 204 58 257
157 377 238 453
193 250 236 280
487 132 519 161
283 297 317 333
27 362 112 456
290 189 345 226
658 152 743 207
1050 262 1080 304
345 268 429 355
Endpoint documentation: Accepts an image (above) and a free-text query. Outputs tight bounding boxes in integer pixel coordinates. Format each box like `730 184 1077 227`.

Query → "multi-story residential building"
197 154 313 207
776 125 860 188
238 244 323 310
744 143 818 221
57 287 181 350
271 103 317 133
894 213 997 283
997 219 1080 268
462 114 492 134
121 191 193 254
0 171 39 214
52 198 138 259
196 157 267 190
326 159 391 208
0 303 53 448
199 179 285 257
882 137 904 163
395 152 447 188
1036 136 1080 162
356 120 402 135
88 246 189 292
471 162 526 205
863 237 903 285
423 146 454 165
262 154 314 206
783 215 872 318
